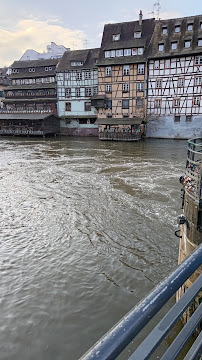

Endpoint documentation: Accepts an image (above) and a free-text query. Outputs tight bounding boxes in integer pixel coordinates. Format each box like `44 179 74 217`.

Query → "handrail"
80 244 202 360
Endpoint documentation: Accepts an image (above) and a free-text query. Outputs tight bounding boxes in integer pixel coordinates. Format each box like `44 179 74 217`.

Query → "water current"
0 137 187 359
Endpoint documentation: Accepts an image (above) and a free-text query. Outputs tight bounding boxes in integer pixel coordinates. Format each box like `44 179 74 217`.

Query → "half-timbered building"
92 12 155 140
56 48 99 136
147 15 202 138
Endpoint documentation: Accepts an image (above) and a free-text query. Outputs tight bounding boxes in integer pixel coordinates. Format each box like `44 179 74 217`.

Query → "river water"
0 137 187 360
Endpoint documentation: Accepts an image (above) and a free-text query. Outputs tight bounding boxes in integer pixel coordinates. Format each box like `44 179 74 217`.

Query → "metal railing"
185 137 202 200
80 244 202 360
99 132 141 141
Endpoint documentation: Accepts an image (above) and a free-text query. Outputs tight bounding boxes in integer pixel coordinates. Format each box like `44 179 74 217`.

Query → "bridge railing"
80 244 202 360
185 137 202 200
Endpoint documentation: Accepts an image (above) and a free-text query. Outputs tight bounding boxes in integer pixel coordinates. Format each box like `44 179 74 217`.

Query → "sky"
0 0 201 67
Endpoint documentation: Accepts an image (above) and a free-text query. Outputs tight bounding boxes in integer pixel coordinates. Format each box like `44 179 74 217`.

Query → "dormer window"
134 32 141 38
71 61 83 66
198 39 202 47
162 26 167 34
124 49 131 56
113 34 120 41
29 68 35 72
137 47 144 55
175 25 180 33
187 23 193 31
158 43 164 52
105 51 111 58
116 49 123 57
171 42 178 50
184 40 191 48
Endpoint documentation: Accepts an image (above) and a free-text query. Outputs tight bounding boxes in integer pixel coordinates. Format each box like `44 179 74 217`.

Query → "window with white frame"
124 49 131 56
85 88 92 97
45 67 49 71
71 61 83 66
85 71 91 79
137 82 144 91
49 67 52 71
29 68 35 72
193 96 200 106
162 26 167 34
187 23 193 31
116 49 123 57
138 47 144 55
154 99 161 108
132 48 137 56
76 72 82 80
165 59 170 68
137 64 145 74
105 67 112 76
65 88 71 97
105 51 111 58
178 78 184 87
154 60 160 69
12 69 19 73
105 84 112 93
175 25 180 33
134 32 141 38
198 39 202 47
113 34 120 41
123 65 130 75
156 79 162 88
158 43 164 51
171 42 178 50
111 50 116 57
122 99 129 109
75 88 80 97
195 77 202 85
173 98 180 107
195 56 202 65
184 40 191 48
122 83 129 92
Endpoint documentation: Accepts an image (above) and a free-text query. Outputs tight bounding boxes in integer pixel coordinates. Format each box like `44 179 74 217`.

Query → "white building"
20 42 70 61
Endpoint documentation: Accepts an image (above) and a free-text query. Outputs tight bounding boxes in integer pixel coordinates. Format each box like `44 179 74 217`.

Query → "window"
111 50 115 57
158 43 164 52
195 77 202 85
122 83 129 92
174 115 180 122
71 61 83 66
165 59 170 68
122 99 129 109
175 25 180 33
136 98 143 106
132 48 137 56
184 40 191 48
138 47 144 55
173 98 180 107
137 82 144 91
45 67 49 71
156 79 162 88
76 72 82 80
193 96 200 106
124 49 131 56
154 60 160 69
85 88 92 97
93 87 98 95
105 51 111 58
137 64 145 74
49 67 52 71
178 78 184 87
29 68 35 72
200 22 202 29
105 67 112 76
85 71 91 79
65 102 71 111
116 49 123 57
84 102 91 111
171 42 178 50
154 99 161 108
195 56 202 65
198 39 202 47
187 24 193 31
162 26 167 34
113 34 120 41
105 100 112 109
134 32 141 38
12 69 19 73
65 88 71 97
75 88 80 97
123 65 130 75
186 115 192 122
105 84 112 93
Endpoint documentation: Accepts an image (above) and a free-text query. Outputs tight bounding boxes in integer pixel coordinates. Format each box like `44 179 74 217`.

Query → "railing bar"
183 330 202 360
161 302 202 360
128 274 202 360
80 245 202 360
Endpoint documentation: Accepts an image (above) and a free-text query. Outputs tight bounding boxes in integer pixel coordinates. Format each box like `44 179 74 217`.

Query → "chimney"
139 10 143 26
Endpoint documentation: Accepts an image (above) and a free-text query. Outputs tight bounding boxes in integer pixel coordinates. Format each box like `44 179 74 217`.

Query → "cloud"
0 19 86 67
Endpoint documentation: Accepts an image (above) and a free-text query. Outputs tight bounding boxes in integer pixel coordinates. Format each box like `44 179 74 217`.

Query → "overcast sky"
0 0 201 67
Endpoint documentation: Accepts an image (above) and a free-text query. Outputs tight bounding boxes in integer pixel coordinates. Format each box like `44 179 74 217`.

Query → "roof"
95 117 142 125
10 71 56 79
56 48 100 71
0 113 59 120
11 58 60 69
98 18 155 65
149 14 202 59
3 98 56 103
5 83 56 91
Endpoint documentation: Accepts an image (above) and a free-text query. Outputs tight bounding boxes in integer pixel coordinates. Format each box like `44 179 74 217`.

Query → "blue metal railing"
80 244 202 360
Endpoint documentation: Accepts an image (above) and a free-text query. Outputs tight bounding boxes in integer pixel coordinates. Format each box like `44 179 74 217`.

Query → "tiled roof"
0 113 58 120
11 58 60 69
56 48 100 71
5 83 56 91
10 71 56 79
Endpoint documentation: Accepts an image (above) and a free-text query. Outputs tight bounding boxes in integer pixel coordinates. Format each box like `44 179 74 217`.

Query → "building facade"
3 58 59 113
56 48 99 136
19 42 70 61
147 15 202 139
92 13 155 139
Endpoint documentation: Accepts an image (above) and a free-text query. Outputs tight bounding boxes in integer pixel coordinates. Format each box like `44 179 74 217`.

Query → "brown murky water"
0 137 187 359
